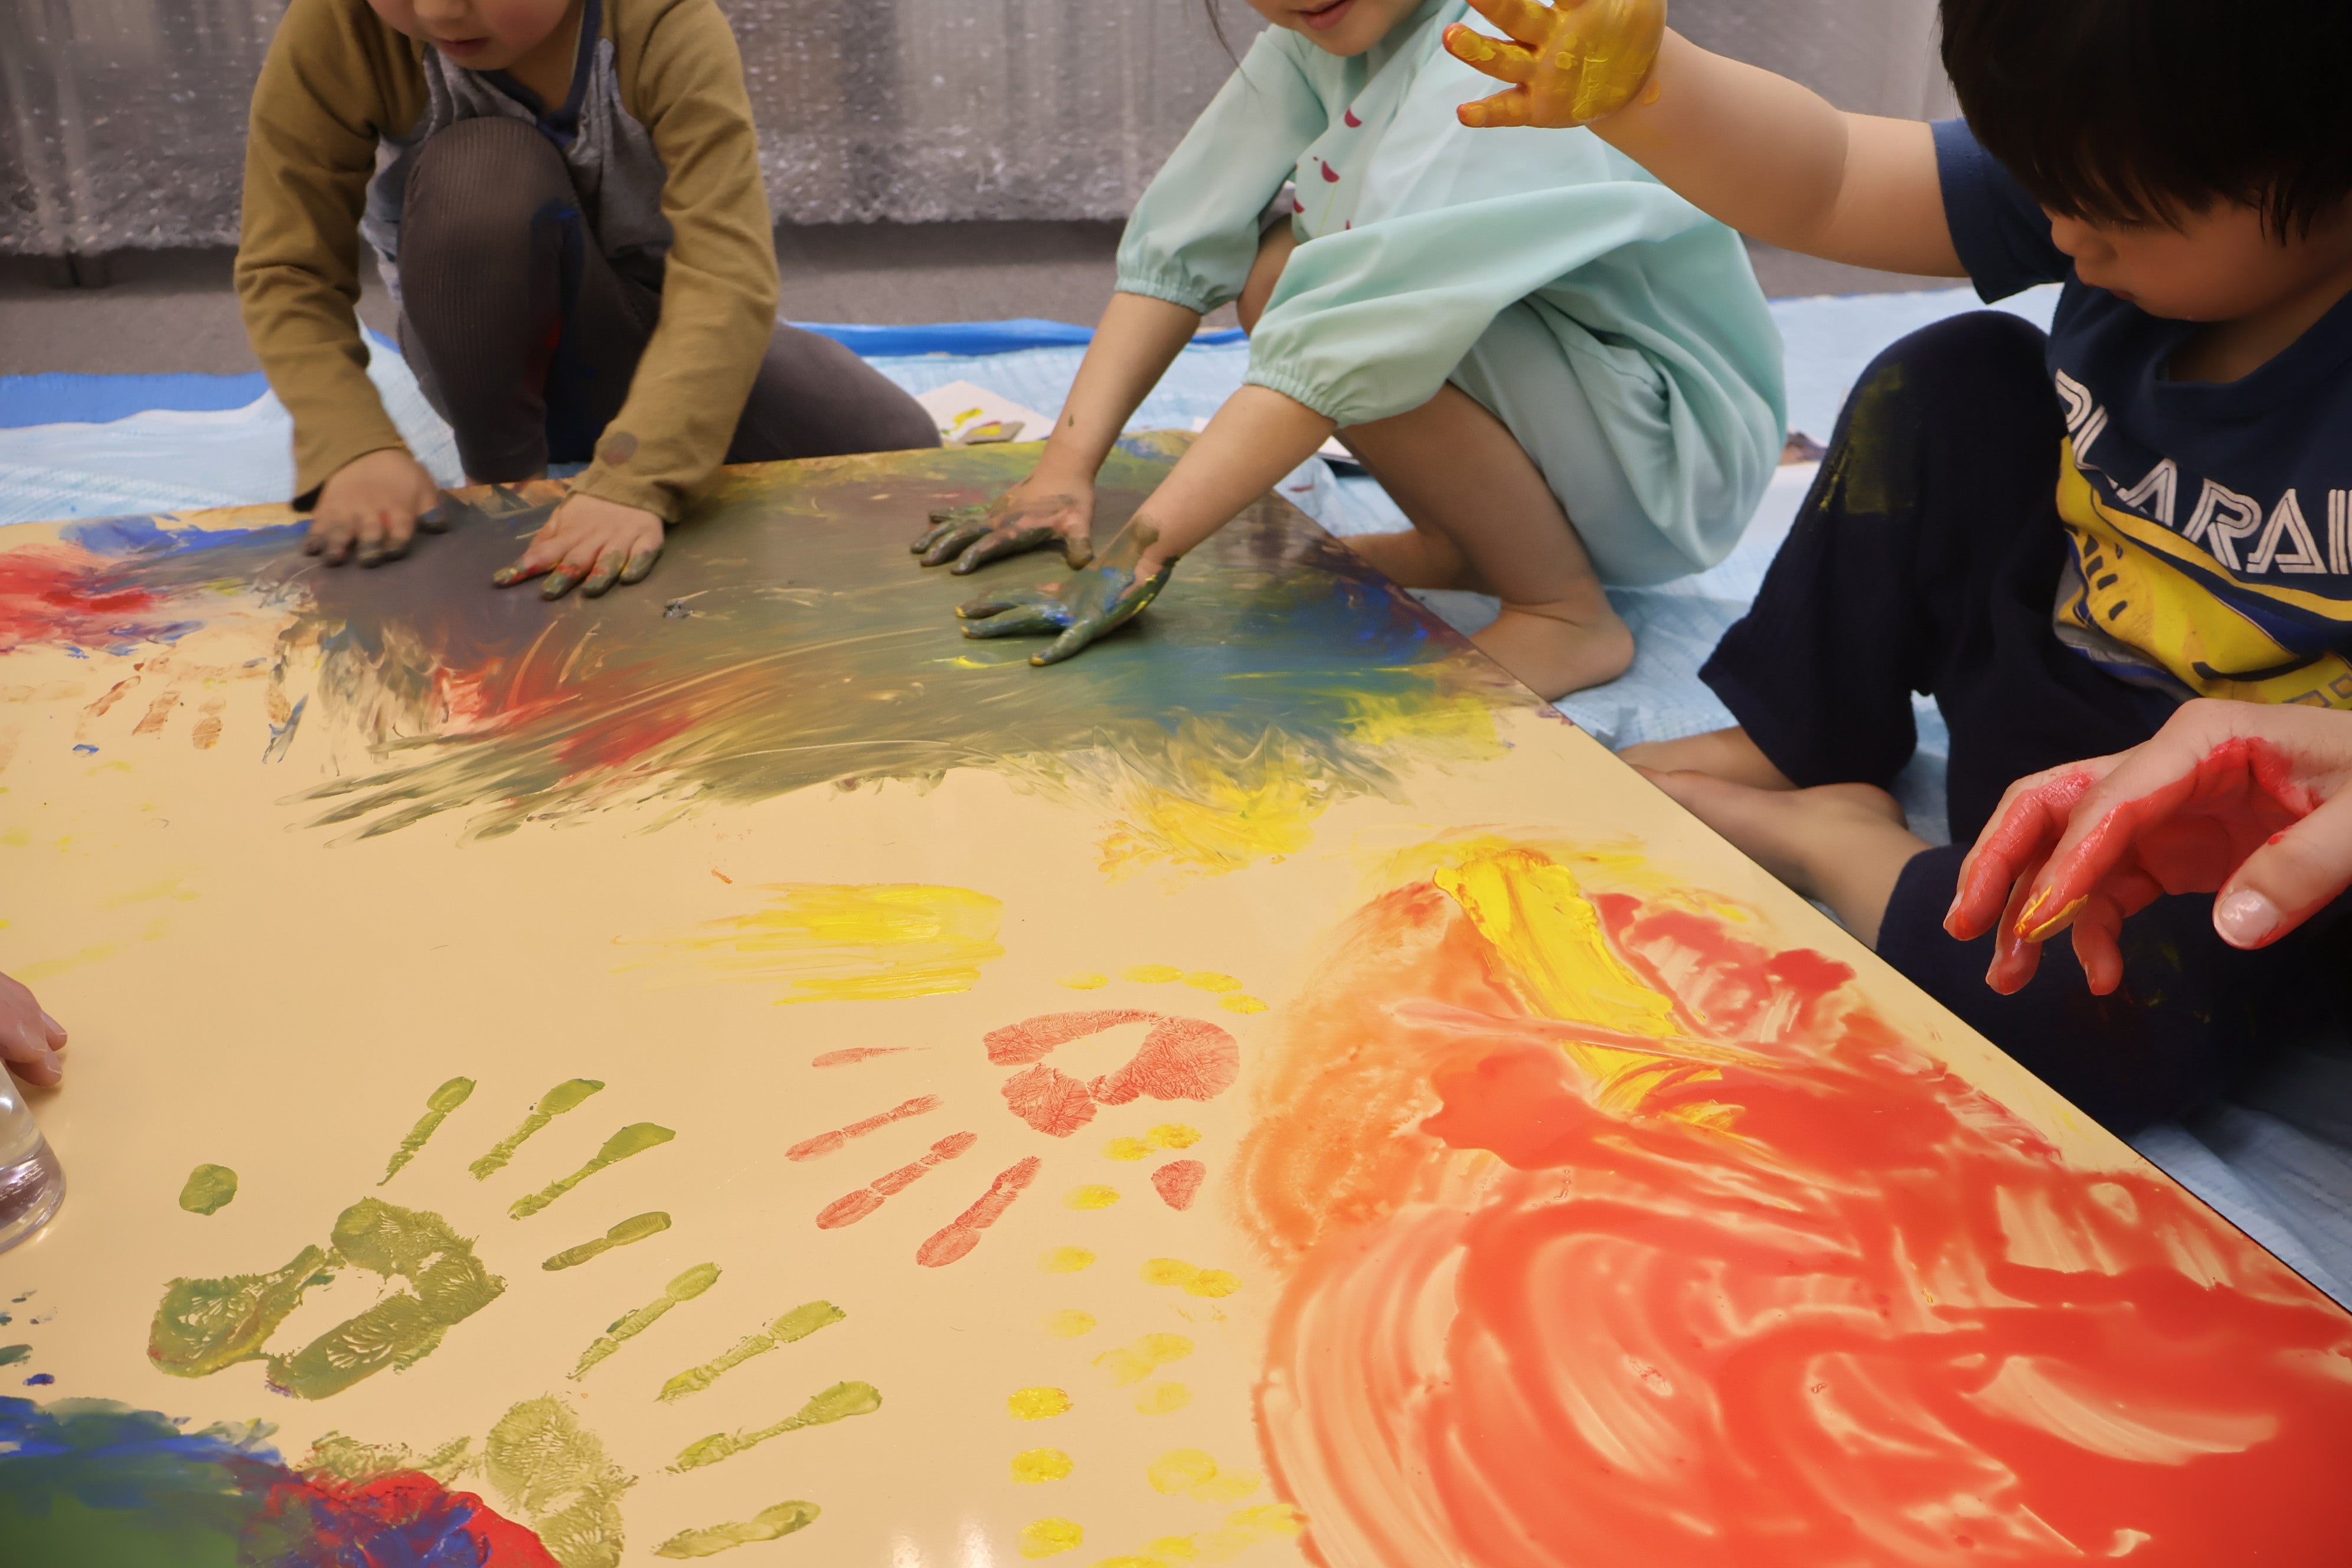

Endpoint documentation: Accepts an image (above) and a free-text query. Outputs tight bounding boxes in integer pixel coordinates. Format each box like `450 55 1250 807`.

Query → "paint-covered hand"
1447 0 1667 129
495 492 665 602
1946 700 2352 995
0 971 66 1087
910 477 1096 574
956 521 1172 666
308 448 451 568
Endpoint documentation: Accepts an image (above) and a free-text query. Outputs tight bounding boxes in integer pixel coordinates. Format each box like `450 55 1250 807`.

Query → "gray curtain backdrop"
0 0 1954 256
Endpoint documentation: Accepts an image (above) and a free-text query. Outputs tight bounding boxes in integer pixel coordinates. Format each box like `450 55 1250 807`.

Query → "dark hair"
1202 0 1239 63
1941 0 2352 236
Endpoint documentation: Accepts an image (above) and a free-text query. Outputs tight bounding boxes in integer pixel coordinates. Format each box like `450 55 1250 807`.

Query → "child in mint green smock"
914 0 1785 701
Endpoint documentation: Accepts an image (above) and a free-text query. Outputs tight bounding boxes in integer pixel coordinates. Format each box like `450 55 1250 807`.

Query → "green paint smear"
0 1344 29 1366
149 1198 504 1399
485 1396 635 1568
305 1430 478 1487
571 1263 721 1380
510 1123 675 1219
544 1210 671 1270
658 1301 844 1403
472 1078 605 1179
655 1501 821 1558
381 1076 476 1185
178 1163 239 1216
672 1381 881 1471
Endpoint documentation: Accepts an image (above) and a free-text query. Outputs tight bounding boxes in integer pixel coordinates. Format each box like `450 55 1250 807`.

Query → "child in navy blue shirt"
1445 0 2352 1131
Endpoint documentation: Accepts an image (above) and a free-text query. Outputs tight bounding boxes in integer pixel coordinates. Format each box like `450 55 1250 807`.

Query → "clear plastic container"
0 1072 64 1253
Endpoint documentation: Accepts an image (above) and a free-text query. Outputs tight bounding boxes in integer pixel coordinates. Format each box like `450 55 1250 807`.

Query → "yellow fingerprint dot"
1181 971 1241 993
1146 1123 1201 1149
1187 1269 1241 1299
1103 1136 1151 1162
1007 1386 1073 1420
1041 1309 1097 1338
1135 1381 1193 1415
1210 1505 1304 1546
1096 1332 1193 1386
1119 964 1183 984
1057 971 1109 990
1148 1448 1221 1496
1065 1184 1121 1210
1039 1246 1097 1273
1015 1517 1084 1559
1094 1559 1166 1568
1141 1541 1198 1563
1218 994 1269 1015
1010 1448 1074 1484
1140 1257 1200 1289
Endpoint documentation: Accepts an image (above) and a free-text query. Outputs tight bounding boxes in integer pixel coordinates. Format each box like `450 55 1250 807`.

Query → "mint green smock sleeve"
1112 35 1329 315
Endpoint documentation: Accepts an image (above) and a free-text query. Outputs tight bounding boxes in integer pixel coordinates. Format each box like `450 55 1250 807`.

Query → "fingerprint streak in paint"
917 1157 1044 1267
815 1132 978 1229
786 1095 942 1160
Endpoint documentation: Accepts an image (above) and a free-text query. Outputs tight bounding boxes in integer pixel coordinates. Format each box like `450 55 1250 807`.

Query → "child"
1448 0 2352 1126
238 0 939 598
921 0 1785 700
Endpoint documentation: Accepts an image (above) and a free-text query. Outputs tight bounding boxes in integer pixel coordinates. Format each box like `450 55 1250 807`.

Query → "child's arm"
1447 2 1963 277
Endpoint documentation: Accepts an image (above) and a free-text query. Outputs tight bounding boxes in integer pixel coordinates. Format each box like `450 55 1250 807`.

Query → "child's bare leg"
1620 726 1795 789
1337 384 1634 699
1639 770 1926 945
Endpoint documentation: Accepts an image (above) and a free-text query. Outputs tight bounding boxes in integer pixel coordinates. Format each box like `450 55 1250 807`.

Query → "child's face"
1245 0 1430 58
367 0 577 71
2046 201 2352 324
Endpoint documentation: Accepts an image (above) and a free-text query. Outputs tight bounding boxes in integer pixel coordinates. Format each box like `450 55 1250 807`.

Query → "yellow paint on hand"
1040 1309 1097 1338
1039 1246 1096 1273
1065 1184 1120 1210
1135 1381 1194 1415
1010 1447 1074 1484
1140 1259 1240 1299
1008 1386 1073 1420
1103 1137 1152 1162
1095 1332 1193 1386
1148 1448 1263 1504
1058 971 1110 989
1146 1123 1201 1149
1436 847 1677 1037
1120 964 1182 984
1217 994 1268 1015
1180 971 1240 994
645 883 1005 1004
1015 1518 1084 1559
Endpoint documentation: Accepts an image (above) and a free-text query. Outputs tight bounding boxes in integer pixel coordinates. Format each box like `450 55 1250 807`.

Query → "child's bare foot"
1473 599 1635 701
1621 726 1795 790
1639 771 1926 945
1342 527 1484 592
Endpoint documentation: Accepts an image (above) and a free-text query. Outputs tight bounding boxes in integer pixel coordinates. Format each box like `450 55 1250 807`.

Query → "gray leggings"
394 116 939 484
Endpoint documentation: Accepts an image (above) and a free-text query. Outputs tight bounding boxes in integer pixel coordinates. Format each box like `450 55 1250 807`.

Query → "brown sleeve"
234 0 426 508
580 0 781 522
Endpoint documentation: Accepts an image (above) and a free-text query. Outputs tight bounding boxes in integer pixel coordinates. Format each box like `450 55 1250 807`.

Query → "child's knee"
402 117 576 264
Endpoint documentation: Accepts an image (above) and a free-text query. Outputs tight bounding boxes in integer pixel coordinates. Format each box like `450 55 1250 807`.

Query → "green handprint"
910 484 1094 574
955 521 1172 666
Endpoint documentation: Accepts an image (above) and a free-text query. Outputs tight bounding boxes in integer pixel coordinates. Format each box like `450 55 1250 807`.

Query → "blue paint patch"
22 1374 51 1386
70 745 96 755
61 514 303 561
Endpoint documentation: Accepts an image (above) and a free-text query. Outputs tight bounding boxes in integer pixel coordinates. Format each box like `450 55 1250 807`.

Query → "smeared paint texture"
482 1396 635 1568
1236 844 2352 1564
381 1076 476 1185
572 1263 721 1379
35 445 1510 866
510 1123 675 1219
644 884 1004 1004
0 545 212 656
809 1046 912 1067
1151 1160 1206 1211
178 1163 239 1215
541 1211 671 1270
0 1396 558 1566
659 1301 845 1402
654 1501 820 1558
815 1131 977 1229
473 1079 605 1179
917 1156 1042 1266
787 1095 942 1159
987 1010 1240 1138
150 1198 505 1399
672 1381 881 1471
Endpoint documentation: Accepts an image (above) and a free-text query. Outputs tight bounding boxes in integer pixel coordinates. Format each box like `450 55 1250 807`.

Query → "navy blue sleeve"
1933 118 2070 302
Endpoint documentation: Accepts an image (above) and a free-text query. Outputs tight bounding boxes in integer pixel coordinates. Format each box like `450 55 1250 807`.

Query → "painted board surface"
0 433 2346 1567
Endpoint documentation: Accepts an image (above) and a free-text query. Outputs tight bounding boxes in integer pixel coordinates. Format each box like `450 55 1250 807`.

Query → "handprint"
911 477 1096 574
1446 0 1668 129
955 521 1172 667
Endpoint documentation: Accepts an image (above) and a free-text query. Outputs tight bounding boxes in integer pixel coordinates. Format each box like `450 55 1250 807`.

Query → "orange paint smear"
1151 1160 1206 1211
917 1156 1043 1268
814 1131 977 1229
811 1047 915 1068
1242 849 2352 1566
786 1095 943 1161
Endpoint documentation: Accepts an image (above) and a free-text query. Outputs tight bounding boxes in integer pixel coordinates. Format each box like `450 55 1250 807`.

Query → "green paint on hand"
149 1199 504 1399
177 1164 239 1216
485 1396 635 1568
671 1381 881 1471
380 1076 476 1185
510 1123 675 1219
658 1301 844 1402
571 1262 721 1380
654 1501 822 1558
471 1078 605 1179
0 1344 30 1366
542 1211 672 1271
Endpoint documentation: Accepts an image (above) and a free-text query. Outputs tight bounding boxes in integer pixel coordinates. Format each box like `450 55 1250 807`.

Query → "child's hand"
911 476 1097 574
0 972 66 1088
1946 701 2352 995
1446 0 1667 129
955 520 1172 666
494 493 667 601
309 449 449 567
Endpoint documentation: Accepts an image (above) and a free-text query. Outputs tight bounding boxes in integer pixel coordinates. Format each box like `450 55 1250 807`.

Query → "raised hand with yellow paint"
1448 0 1666 129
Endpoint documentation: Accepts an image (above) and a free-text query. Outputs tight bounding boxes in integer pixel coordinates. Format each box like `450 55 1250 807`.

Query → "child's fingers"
4 1041 61 1087
39 1010 66 1048
618 542 663 586
1458 0 1566 48
1445 21 1542 84
1982 855 2052 995
1457 87 1537 129
952 525 1058 575
2068 893 2129 997
2211 792 2352 950
580 545 628 599
1947 776 2077 939
492 521 571 588
1033 623 1100 667
961 605 1067 639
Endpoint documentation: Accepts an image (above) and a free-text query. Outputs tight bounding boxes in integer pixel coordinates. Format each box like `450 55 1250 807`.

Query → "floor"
0 226 1953 377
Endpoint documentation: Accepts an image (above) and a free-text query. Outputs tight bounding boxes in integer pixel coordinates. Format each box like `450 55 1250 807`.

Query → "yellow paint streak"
1147 1123 1200 1149
643 883 1004 1004
1041 1309 1097 1338
1058 971 1109 989
1180 972 1240 993
1120 965 1182 984
1011 1448 1074 1484
1140 1259 1240 1299
1098 729 1323 881
1217 994 1268 1015
1104 1138 1152 1162
1148 1448 1265 1506
1016 1518 1084 1559
1134 1382 1194 1415
1096 1333 1193 1387
100 876 197 909
1039 1246 1096 1273
1008 1386 1073 1420
1065 1185 1121 1210
1436 847 1677 1038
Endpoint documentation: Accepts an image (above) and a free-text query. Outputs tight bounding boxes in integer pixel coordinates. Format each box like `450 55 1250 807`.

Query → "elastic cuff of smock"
1240 365 1345 423
570 465 687 525
1113 274 1226 316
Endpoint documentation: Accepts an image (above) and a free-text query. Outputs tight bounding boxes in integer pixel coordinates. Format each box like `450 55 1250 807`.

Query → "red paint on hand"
916 1155 1043 1266
1151 1159 1206 1210
786 1095 942 1161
